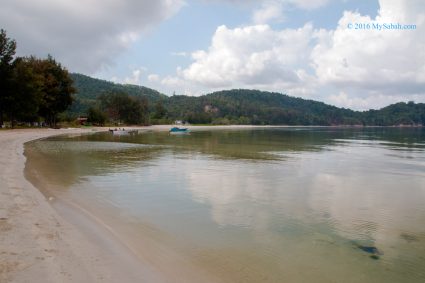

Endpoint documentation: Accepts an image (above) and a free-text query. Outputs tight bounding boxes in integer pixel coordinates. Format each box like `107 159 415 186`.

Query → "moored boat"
109 128 137 135
169 127 189 134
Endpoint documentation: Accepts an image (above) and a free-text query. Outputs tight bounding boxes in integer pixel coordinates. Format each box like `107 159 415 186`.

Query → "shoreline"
0 127 171 282
2 125 422 282
1 126 227 283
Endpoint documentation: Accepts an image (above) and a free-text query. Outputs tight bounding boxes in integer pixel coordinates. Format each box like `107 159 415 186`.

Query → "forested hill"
165 90 359 125
165 90 425 125
71 73 165 100
362 101 425 126
69 74 425 126
69 73 166 113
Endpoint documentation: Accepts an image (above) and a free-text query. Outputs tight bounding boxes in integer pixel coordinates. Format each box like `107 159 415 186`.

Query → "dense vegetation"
71 74 425 126
2 29 424 127
0 29 74 127
362 102 425 126
97 92 149 125
69 73 165 115
164 90 358 125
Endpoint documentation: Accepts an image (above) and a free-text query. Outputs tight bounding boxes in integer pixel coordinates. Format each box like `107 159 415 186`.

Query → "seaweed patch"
353 242 383 259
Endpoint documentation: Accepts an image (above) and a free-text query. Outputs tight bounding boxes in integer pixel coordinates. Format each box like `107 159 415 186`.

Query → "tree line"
0 29 74 128
0 28 155 128
87 92 150 125
72 73 425 127
161 90 425 126
2 28 424 128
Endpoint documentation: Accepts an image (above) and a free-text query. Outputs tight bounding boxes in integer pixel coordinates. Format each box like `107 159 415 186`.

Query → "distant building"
204 104 218 113
76 117 88 125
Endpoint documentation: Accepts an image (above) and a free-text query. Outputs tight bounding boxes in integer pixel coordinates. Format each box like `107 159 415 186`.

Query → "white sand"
1 125 269 282
0 128 169 283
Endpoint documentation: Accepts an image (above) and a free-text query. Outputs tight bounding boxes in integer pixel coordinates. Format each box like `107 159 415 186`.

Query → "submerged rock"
370 255 380 260
358 245 381 254
353 242 383 258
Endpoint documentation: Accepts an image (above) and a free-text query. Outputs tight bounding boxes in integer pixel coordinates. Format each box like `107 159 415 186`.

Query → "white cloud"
182 24 315 90
148 74 160 82
157 75 198 96
12 0 421 110
0 0 185 73
161 76 184 87
326 91 425 111
253 1 284 24
168 0 425 109
312 0 425 95
289 0 329 10
124 68 144 85
208 0 329 10
327 91 397 110
214 0 329 24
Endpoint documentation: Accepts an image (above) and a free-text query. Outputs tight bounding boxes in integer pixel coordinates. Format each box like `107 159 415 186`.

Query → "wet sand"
1 126 247 283
0 128 173 283
0 125 308 282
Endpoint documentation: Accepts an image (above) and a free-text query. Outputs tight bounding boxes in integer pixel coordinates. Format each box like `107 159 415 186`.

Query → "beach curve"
0 128 169 283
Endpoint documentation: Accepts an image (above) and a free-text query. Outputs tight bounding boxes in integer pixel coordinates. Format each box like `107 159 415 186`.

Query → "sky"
1 0 424 110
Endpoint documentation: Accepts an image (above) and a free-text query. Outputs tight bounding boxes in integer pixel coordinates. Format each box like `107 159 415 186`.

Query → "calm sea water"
25 127 425 282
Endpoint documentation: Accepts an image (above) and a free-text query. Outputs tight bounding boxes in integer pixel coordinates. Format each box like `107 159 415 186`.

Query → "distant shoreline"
1 124 423 132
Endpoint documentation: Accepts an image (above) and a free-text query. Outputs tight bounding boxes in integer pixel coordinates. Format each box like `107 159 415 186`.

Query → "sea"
25 127 425 282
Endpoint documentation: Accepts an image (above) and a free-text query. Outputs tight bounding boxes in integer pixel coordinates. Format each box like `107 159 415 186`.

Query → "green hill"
363 101 425 126
68 74 425 126
163 90 348 125
68 73 166 115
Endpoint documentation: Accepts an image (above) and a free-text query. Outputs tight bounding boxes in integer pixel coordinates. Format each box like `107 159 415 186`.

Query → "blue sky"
1 0 423 110
98 0 380 80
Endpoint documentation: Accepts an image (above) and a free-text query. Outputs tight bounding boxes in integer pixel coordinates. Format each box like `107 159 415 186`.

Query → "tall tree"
6 58 43 127
99 92 149 125
87 106 106 125
0 29 17 126
153 99 166 119
28 55 75 127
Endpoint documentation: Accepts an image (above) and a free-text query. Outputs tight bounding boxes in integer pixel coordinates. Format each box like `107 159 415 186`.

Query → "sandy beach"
0 128 174 283
1 126 235 283
0 125 308 283
0 125 335 283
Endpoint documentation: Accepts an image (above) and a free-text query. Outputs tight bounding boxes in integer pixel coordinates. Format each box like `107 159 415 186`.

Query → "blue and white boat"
169 127 189 134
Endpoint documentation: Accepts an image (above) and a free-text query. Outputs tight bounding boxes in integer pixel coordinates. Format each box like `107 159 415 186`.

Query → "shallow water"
25 127 425 282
